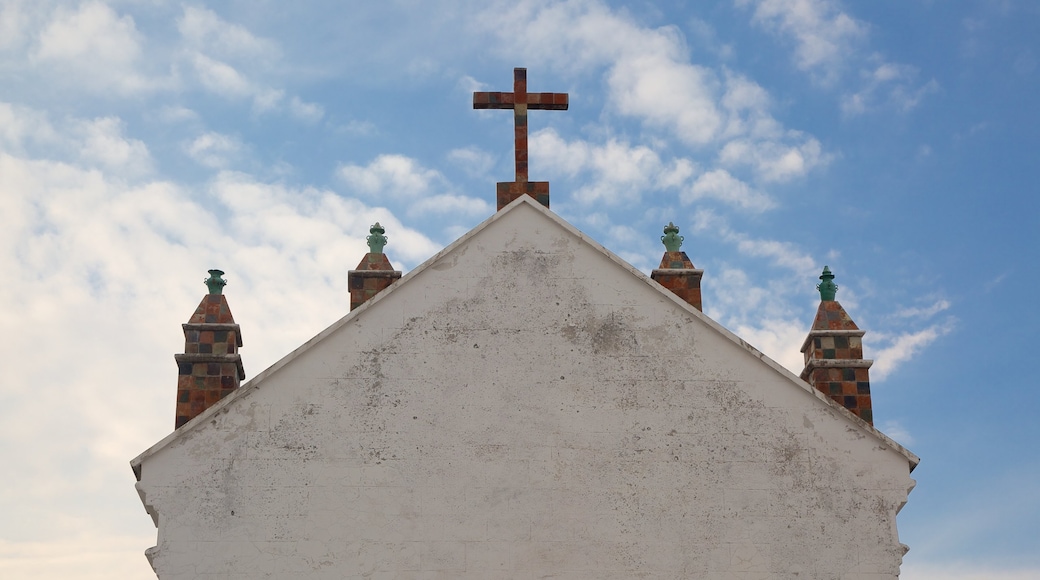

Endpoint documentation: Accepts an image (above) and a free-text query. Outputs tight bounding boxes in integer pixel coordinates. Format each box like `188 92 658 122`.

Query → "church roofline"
131 196 918 476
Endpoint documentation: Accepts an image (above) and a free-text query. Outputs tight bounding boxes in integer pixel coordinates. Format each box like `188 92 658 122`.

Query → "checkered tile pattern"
651 251 703 312
348 253 402 311
175 294 245 428
801 300 873 424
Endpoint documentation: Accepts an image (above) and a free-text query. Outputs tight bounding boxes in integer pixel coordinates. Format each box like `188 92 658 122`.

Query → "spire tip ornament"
204 269 227 295
661 222 683 252
817 266 838 301
367 223 388 254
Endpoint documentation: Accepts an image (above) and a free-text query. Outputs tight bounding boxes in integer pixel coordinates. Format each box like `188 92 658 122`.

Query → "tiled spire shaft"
174 270 245 429
799 267 873 424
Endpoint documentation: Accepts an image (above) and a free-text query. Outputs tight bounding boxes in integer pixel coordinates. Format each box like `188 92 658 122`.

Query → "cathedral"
132 68 917 579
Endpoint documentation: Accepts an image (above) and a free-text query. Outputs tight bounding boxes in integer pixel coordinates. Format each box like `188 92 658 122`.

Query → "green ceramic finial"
205 269 227 295
367 222 387 254
661 222 683 252
817 266 838 301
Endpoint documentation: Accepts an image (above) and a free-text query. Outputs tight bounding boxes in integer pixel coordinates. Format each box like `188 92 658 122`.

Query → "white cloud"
156 105 199 124
476 1 737 146
692 209 816 273
177 7 322 120
893 299 951 319
686 169 776 211
177 5 279 62
338 154 442 198
842 62 940 115
447 146 496 178
75 117 152 173
733 317 808 373
718 136 827 182
411 194 493 217
337 154 490 225
32 1 160 95
870 320 955 381
531 129 696 206
737 0 937 113
185 132 244 169
878 420 913 446
736 0 867 83
189 52 253 99
289 96 324 123
0 102 58 152
607 55 724 145
0 103 151 177
0 0 31 52
475 0 830 199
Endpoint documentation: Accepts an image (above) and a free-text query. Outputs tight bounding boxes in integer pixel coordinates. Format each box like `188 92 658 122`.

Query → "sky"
0 0 1037 578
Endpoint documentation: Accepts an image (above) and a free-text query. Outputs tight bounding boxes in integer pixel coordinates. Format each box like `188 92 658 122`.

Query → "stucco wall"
136 201 915 579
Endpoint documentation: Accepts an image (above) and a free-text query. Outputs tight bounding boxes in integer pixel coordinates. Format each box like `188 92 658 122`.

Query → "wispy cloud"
692 209 816 272
531 129 695 206
870 319 955 381
893 299 951 319
736 0 938 114
878 419 914 446
184 131 244 169
477 0 830 183
31 1 164 95
447 147 496 179
338 154 491 223
736 0 867 83
686 168 775 211
177 6 322 119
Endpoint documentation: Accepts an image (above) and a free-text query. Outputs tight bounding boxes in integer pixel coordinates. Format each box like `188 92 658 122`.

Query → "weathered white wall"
135 200 915 579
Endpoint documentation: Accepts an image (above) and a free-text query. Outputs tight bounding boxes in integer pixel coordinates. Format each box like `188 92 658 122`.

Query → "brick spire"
799 267 874 424
473 67 569 210
651 222 704 311
348 223 402 310
173 270 245 429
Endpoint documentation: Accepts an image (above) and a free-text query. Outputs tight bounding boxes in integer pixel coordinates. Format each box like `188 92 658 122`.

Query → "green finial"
367 222 387 254
817 266 838 301
661 222 683 252
205 269 227 295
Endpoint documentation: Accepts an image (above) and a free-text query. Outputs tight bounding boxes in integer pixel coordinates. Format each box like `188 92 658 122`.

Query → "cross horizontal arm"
527 93 569 110
473 92 568 110
473 92 514 108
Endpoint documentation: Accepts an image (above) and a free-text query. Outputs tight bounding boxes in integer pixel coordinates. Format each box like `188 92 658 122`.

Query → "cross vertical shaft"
473 68 568 210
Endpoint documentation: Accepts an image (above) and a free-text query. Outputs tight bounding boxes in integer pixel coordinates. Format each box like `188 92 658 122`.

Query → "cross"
473 67 568 210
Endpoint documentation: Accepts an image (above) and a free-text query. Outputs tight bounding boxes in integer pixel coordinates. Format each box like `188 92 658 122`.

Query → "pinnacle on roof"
175 269 245 428
651 221 703 311
349 223 402 310
801 266 873 424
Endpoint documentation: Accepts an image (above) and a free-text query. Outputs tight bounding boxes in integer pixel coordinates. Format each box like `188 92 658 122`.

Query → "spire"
800 267 874 424
651 222 704 311
348 223 402 311
174 269 245 429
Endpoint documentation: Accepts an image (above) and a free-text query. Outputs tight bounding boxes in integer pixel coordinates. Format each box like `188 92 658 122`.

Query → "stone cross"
473 67 568 210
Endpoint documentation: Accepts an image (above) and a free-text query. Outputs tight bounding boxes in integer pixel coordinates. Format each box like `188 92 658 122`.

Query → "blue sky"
1 0 1037 578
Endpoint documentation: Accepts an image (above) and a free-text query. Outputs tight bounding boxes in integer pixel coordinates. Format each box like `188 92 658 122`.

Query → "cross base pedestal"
497 181 549 210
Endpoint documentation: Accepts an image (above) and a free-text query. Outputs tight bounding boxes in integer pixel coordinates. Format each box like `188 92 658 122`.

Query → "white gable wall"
135 200 915 579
